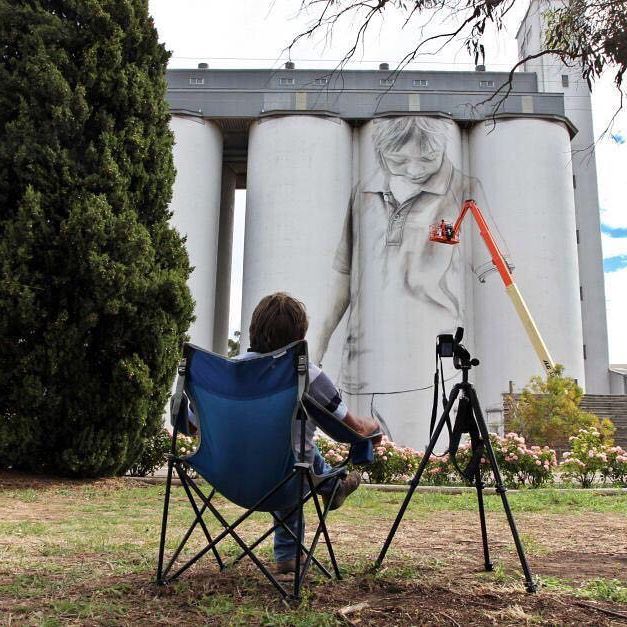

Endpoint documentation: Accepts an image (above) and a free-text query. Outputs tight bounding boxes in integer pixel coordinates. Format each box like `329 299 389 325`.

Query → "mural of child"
313 116 466 446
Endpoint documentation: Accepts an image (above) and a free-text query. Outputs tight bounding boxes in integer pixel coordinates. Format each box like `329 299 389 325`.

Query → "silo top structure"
167 66 573 124
165 58 612 449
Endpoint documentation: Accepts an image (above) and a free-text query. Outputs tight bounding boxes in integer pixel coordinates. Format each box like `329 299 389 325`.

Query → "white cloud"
604 266 627 363
601 233 627 258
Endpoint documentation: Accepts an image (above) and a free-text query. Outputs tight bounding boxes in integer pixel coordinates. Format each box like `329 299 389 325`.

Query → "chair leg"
159 466 344 601
305 473 342 582
232 491 332 578
159 469 226 584
156 455 175 583
177 466 224 569
183 472 293 600
293 469 306 600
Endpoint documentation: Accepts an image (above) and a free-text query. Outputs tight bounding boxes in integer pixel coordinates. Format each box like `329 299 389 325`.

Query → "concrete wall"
610 371 627 395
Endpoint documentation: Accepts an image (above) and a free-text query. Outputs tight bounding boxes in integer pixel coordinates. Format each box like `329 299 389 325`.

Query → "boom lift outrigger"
430 199 555 375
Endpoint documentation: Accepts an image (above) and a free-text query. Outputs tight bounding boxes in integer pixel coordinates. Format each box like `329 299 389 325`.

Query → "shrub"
498 433 557 488
127 430 197 477
507 365 615 450
176 434 198 458
561 428 624 488
451 434 557 488
316 432 561 488
604 446 627 486
369 437 421 484
315 435 419 484
314 435 351 468
422 455 453 485
127 429 171 477
0 1 194 476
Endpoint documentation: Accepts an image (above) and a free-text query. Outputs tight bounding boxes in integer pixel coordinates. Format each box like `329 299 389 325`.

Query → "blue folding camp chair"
156 340 380 600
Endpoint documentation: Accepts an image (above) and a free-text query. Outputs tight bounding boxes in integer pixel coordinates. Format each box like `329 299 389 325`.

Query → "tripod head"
436 327 480 375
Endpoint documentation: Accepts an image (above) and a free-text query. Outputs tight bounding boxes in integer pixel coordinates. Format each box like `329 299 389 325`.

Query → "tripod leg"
375 385 461 568
468 386 537 593
474 470 493 572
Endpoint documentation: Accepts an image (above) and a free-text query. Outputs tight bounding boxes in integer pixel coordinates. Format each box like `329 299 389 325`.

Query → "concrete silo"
240 114 353 376
469 117 585 413
169 114 223 348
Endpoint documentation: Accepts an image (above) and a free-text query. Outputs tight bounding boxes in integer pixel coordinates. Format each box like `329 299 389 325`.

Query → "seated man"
239 292 381 578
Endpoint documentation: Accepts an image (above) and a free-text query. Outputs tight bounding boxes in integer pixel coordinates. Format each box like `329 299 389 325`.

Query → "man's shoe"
271 558 296 582
323 471 361 511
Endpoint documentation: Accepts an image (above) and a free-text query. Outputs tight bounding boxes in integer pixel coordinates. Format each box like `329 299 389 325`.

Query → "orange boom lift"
430 199 555 374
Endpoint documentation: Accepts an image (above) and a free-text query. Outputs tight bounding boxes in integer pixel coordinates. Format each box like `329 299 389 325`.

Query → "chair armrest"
302 394 378 466
302 393 368 444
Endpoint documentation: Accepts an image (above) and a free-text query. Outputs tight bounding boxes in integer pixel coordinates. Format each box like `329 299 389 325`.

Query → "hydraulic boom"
430 199 555 374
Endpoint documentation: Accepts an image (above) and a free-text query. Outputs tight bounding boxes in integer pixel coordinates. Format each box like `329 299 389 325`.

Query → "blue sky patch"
601 223 627 238
604 255 627 272
611 132 625 145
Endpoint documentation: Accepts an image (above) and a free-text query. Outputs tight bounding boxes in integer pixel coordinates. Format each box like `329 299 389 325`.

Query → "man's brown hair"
249 292 309 353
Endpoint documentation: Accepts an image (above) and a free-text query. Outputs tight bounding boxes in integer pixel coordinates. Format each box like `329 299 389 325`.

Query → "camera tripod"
375 360 537 593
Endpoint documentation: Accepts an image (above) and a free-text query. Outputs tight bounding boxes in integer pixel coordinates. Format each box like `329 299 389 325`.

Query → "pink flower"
535 460 541 466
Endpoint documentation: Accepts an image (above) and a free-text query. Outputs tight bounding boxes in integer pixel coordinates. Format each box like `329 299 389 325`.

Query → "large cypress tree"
0 0 194 476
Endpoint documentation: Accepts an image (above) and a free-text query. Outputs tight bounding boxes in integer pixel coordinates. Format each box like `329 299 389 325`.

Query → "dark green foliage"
127 428 171 476
0 0 194 476
227 330 240 358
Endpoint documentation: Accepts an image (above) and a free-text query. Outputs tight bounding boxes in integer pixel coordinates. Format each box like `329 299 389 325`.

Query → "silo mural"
312 116 465 446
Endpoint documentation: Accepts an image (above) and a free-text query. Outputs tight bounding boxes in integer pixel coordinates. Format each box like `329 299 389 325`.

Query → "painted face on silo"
376 117 447 184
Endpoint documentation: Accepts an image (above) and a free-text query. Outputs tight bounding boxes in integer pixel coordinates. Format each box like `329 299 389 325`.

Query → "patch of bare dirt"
533 551 627 582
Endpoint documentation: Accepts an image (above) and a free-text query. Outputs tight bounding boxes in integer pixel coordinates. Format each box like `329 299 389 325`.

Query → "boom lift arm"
430 199 555 374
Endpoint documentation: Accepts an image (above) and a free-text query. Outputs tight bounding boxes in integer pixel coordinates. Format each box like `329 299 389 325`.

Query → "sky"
149 0 626 364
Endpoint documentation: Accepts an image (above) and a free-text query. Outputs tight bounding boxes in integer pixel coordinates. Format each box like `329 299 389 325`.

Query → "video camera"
436 327 479 370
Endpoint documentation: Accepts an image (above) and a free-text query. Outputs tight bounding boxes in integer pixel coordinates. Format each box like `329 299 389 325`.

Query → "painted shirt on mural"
331 117 464 394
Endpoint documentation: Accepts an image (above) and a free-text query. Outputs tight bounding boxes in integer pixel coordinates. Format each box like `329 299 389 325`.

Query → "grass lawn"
0 471 626 625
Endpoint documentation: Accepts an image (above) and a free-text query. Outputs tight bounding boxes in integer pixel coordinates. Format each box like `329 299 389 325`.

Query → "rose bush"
310 431 625 488
368 437 421 484
604 445 627 486
560 427 627 487
451 433 557 488
498 433 557 488
315 434 420 483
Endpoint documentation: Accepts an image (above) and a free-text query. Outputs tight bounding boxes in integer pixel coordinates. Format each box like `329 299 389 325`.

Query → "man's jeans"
272 446 333 563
